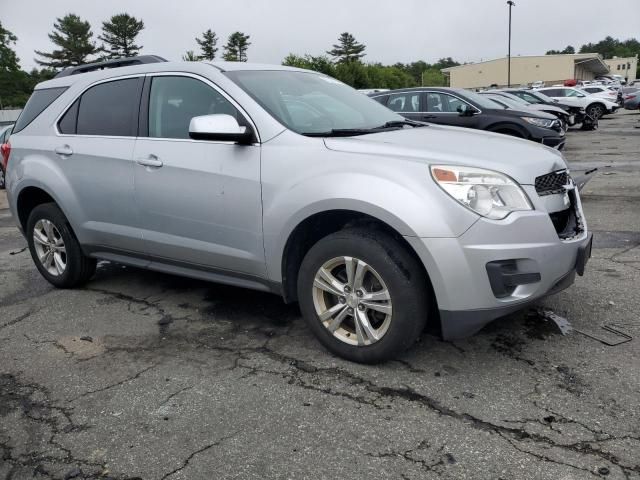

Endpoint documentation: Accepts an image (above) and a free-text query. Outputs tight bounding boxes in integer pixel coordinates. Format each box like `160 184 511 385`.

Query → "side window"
371 95 389 106
387 92 421 113
426 92 468 113
565 89 581 97
148 76 240 139
76 78 142 136
13 87 67 134
544 89 562 97
58 99 79 134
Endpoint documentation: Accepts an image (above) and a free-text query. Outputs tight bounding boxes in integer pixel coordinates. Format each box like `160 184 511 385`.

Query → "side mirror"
457 104 476 116
577 94 586 98
189 114 254 144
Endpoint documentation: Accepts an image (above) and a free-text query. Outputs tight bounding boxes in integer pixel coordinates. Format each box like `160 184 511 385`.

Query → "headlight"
431 165 533 220
522 117 555 128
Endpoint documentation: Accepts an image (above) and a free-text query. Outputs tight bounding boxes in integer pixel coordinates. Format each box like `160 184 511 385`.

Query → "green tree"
223 32 251 62
99 13 144 58
327 32 366 63
546 45 575 55
35 14 98 68
182 50 199 61
196 29 218 60
0 22 20 72
283 54 335 76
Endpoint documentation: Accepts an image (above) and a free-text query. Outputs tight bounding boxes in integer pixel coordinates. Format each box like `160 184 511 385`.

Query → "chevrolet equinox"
4 58 592 363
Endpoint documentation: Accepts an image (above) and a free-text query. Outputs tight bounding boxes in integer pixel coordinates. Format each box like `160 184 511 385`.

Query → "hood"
323 125 567 185
528 104 568 116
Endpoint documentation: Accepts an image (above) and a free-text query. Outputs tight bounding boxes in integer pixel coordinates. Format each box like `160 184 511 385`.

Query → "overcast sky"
3 0 639 71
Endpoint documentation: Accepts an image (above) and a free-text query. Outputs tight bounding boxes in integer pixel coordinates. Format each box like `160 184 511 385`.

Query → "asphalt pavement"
1 111 639 480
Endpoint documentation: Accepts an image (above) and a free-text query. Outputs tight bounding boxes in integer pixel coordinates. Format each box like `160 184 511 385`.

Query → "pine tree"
196 29 218 61
327 32 366 64
182 50 198 61
35 14 98 68
0 22 20 71
99 13 144 59
223 32 251 62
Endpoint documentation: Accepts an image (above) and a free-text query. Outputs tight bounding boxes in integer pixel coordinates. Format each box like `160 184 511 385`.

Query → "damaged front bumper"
405 172 591 340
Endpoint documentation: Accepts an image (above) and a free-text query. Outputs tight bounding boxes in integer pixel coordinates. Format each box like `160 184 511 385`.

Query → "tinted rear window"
76 78 142 136
13 87 67 133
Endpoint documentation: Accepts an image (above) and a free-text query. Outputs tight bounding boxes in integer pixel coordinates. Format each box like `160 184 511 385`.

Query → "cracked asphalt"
1 111 639 480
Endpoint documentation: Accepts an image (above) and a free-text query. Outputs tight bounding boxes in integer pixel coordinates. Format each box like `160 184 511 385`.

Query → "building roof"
441 53 608 74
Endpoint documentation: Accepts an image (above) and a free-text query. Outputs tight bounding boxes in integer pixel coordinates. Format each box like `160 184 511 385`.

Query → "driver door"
133 74 265 277
422 91 481 129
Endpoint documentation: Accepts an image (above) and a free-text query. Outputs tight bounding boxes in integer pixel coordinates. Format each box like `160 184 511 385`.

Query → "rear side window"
13 87 67 133
371 95 389 105
387 92 421 113
58 99 79 134
76 78 142 137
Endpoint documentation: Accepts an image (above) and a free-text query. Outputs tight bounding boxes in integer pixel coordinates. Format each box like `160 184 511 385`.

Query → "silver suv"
5 59 592 363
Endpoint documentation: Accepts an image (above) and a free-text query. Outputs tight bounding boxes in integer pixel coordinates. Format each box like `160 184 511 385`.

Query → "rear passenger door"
55 76 145 253
133 74 265 277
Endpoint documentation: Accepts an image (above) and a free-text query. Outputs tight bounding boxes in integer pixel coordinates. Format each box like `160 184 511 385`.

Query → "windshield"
225 70 404 135
485 95 527 110
458 90 504 110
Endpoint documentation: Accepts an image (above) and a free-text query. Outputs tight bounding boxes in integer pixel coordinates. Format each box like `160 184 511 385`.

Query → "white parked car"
537 86 619 118
581 85 622 105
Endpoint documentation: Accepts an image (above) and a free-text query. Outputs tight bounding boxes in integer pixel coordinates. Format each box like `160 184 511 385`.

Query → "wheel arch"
486 122 528 138
279 208 440 331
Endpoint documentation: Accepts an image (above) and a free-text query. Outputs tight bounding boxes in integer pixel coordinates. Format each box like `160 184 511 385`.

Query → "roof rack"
54 55 168 78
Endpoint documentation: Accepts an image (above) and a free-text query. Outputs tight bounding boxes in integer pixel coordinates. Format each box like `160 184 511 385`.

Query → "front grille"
535 170 569 196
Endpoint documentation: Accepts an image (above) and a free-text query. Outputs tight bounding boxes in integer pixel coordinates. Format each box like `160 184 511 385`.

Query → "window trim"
139 72 261 144
55 74 145 139
371 90 482 115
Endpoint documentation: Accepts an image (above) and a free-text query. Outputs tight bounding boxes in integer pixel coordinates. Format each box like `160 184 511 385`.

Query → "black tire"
587 103 605 119
0 165 5 189
297 228 429 363
26 203 96 288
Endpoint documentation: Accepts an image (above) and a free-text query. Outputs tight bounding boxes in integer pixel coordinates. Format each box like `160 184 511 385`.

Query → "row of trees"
282 33 460 89
546 37 640 77
183 30 251 62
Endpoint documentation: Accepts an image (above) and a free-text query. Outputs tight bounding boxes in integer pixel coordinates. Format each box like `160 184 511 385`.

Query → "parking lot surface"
1 112 639 480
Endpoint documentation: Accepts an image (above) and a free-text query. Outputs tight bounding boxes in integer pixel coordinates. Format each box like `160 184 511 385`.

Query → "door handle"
136 154 163 168
54 145 73 157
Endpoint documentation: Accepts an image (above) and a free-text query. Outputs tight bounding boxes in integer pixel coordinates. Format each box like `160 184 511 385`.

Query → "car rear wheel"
27 203 96 288
297 228 428 363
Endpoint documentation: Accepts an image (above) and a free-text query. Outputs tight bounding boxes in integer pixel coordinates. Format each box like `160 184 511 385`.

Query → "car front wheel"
587 104 605 119
26 203 96 288
297 228 428 363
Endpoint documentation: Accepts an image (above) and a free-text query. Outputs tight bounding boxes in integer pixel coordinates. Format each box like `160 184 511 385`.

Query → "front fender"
261 137 479 282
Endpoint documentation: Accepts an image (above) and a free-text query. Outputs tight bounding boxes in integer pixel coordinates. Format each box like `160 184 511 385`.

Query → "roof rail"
54 55 168 78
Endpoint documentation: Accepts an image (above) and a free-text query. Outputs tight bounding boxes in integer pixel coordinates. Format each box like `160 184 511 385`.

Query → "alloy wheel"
33 219 67 276
312 256 392 346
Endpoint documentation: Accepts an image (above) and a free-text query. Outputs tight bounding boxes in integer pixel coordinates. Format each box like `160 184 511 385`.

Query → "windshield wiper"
379 119 427 128
301 128 381 137
301 120 427 137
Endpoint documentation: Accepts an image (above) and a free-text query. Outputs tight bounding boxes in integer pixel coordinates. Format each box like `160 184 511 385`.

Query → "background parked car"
483 90 572 130
623 89 640 110
581 85 623 106
370 87 566 149
537 86 619 119
502 89 585 126
0 123 13 189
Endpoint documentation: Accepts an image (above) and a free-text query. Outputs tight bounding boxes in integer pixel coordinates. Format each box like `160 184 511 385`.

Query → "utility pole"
507 1 515 87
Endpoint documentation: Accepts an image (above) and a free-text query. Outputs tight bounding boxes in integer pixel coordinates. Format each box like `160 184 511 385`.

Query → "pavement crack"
159 431 239 480
0 309 37 331
67 363 159 402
